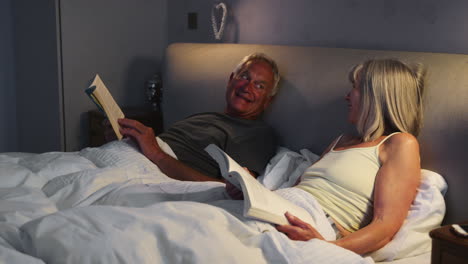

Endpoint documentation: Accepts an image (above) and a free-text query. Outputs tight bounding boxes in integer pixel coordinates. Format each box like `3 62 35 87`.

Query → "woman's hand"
276 212 325 241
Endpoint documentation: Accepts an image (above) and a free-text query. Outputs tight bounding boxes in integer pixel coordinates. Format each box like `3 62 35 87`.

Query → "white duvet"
0 139 443 264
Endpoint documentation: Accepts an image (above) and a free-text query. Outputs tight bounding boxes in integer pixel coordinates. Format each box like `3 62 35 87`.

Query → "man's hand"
225 181 244 199
225 167 258 199
118 118 163 160
276 212 325 241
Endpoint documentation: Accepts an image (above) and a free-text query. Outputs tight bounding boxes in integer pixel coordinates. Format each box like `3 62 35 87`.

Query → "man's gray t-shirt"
159 112 277 179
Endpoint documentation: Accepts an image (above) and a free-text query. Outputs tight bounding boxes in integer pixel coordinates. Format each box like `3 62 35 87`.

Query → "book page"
88 74 125 140
235 170 315 226
204 144 243 190
205 144 316 226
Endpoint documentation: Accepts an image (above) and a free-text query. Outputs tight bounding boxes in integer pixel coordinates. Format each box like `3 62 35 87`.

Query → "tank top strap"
376 132 401 147
331 134 344 150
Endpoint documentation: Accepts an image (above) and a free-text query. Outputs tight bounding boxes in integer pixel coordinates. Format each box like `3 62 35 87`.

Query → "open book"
85 74 125 140
205 144 316 226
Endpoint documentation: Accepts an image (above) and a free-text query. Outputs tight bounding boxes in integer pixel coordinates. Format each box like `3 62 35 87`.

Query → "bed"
1 43 467 264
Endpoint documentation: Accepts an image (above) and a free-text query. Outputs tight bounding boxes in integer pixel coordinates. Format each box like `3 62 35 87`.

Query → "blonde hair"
348 59 425 142
233 53 281 96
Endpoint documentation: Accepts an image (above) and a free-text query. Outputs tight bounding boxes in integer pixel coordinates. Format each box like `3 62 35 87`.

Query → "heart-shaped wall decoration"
211 2 227 40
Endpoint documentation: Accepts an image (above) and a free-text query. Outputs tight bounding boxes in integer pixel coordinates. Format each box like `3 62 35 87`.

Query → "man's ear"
226 73 235 90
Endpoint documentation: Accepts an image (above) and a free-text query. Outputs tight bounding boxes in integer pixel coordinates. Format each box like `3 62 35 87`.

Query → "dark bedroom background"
1 0 467 152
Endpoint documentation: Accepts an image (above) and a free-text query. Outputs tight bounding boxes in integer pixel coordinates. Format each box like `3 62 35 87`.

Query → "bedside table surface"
430 222 468 264
430 222 468 247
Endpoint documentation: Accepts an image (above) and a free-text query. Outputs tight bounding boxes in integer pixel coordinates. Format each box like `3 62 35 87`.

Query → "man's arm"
118 118 223 182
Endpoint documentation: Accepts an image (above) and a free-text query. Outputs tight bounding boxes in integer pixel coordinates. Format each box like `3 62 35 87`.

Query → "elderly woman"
230 58 425 255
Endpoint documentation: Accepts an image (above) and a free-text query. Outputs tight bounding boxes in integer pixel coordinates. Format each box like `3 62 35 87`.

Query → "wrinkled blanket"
0 140 374 264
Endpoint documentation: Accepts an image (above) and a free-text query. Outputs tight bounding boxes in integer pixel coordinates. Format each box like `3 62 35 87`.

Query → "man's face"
225 60 275 120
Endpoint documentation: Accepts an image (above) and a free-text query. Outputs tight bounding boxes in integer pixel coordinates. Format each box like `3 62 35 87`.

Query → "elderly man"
117 53 280 182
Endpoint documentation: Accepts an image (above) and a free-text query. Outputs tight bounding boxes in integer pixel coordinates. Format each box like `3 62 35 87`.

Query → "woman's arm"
277 133 421 255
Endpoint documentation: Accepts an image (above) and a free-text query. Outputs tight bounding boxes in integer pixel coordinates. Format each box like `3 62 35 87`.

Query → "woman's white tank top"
297 132 400 232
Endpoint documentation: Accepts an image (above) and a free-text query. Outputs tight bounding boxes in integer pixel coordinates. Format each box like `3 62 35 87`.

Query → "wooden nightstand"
88 107 163 147
430 222 468 264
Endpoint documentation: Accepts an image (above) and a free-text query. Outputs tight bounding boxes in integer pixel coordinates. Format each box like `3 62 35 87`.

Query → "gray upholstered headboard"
162 43 468 224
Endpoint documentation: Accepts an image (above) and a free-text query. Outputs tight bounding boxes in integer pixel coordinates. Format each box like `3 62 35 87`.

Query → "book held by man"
85 74 125 140
205 144 316 226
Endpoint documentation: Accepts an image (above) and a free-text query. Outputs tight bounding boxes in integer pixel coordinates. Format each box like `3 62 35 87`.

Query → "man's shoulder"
179 112 275 136
184 112 219 119
184 112 262 124
175 112 220 124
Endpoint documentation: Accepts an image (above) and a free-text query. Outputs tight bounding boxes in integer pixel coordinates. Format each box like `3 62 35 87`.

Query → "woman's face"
346 73 361 124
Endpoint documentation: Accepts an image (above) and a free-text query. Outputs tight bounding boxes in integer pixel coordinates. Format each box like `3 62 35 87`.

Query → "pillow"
258 147 319 190
367 169 446 261
260 149 447 261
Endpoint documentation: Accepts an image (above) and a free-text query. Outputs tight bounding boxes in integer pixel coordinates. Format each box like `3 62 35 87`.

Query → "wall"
14 0 64 153
0 0 17 152
169 0 468 55
60 0 168 151
3 0 468 152
10 0 168 152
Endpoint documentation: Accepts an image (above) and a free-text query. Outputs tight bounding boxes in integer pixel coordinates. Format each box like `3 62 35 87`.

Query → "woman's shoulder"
381 132 420 155
385 132 418 145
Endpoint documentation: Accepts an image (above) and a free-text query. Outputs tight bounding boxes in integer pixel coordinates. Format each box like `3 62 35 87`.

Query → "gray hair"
349 59 425 141
233 53 281 96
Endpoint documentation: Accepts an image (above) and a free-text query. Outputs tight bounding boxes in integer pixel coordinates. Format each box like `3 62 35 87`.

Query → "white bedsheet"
0 139 394 263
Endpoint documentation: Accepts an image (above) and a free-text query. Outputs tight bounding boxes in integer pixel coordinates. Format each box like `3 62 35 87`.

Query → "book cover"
85 74 125 140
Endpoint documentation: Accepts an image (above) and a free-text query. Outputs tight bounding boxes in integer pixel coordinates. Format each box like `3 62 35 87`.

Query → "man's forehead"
240 60 274 77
